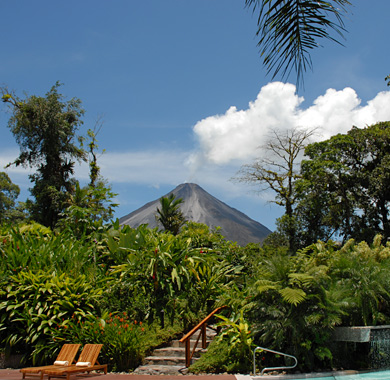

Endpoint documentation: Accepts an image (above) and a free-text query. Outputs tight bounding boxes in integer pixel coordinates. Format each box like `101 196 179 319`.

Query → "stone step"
143 355 189 366
133 325 218 375
133 364 188 375
150 346 205 358
171 338 212 348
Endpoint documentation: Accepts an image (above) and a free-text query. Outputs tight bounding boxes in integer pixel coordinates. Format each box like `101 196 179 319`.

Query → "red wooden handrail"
179 306 225 367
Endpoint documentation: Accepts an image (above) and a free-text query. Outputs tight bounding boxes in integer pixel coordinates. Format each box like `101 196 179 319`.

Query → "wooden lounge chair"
44 344 107 380
20 344 81 380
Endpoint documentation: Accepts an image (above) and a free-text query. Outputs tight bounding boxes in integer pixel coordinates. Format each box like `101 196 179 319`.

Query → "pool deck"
0 369 237 380
0 369 387 380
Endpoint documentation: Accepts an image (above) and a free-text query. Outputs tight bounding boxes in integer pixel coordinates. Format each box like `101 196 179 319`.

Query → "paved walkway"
0 369 238 380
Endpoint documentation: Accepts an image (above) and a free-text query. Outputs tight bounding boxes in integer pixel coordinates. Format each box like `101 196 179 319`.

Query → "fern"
279 287 306 306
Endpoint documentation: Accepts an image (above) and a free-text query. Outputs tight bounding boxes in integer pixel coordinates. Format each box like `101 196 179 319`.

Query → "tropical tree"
1 83 86 228
245 241 348 371
297 122 390 243
58 124 118 236
156 194 186 235
108 224 205 326
245 0 351 86
328 236 390 327
234 127 315 251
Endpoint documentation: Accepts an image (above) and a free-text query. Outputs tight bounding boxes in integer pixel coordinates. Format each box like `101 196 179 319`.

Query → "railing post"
185 338 191 367
201 323 207 349
179 306 226 367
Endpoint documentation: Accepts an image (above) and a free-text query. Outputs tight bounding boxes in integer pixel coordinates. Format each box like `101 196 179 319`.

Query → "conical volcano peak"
119 183 271 246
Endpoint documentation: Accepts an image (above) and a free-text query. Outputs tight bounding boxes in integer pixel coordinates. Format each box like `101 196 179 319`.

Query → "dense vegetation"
0 220 241 371
2 219 390 373
2 84 390 374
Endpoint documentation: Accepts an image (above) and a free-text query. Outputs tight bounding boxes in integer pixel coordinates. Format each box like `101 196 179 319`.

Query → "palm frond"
245 0 351 87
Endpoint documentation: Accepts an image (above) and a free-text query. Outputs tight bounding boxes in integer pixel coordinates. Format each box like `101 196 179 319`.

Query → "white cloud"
189 82 302 166
298 88 390 140
190 82 390 167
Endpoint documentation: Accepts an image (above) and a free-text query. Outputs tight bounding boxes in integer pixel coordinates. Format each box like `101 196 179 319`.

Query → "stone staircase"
133 327 217 375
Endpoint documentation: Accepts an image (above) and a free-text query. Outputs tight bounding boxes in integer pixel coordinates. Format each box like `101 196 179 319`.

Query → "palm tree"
156 194 186 235
245 0 351 86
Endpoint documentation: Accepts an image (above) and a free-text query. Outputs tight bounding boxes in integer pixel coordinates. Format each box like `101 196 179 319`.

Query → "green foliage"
179 222 227 249
2 83 86 228
190 311 254 374
0 172 21 224
328 236 390 326
0 270 101 363
156 194 185 235
4 209 390 373
240 243 339 370
58 312 183 372
215 311 254 372
58 180 117 238
84 126 104 188
261 231 289 248
297 122 390 244
0 224 106 282
58 123 118 238
234 236 390 371
63 312 145 371
109 223 224 326
189 338 231 374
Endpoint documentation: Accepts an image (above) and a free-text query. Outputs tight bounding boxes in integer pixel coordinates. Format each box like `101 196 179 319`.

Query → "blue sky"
1 0 390 231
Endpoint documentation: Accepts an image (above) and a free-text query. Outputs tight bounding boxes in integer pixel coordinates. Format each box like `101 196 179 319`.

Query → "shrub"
189 338 231 374
62 312 145 372
0 270 101 364
189 311 254 374
0 224 106 282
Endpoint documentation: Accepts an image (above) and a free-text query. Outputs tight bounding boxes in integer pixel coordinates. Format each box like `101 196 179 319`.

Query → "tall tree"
297 122 390 243
2 83 86 228
156 194 186 235
245 0 351 86
59 124 118 236
234 128 315 250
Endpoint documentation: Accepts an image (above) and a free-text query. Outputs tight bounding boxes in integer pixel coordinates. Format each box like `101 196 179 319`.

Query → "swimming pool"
249 369 390 380
314 371 390 380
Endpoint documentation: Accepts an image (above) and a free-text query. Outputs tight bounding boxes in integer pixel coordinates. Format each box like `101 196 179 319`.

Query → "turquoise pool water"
292 370 390 380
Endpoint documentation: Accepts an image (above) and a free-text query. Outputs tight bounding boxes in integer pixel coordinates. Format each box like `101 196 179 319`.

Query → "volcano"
119 183 271 246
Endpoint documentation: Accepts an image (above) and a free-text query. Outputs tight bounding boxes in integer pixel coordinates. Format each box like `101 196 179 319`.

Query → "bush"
189 311 254 374
0 224 106 282
62 312 145 371
0 270 101 364
189 339 231 374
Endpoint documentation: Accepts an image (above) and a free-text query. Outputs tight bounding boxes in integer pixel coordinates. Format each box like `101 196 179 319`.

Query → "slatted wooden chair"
44 344 107 380
20 344 81 380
